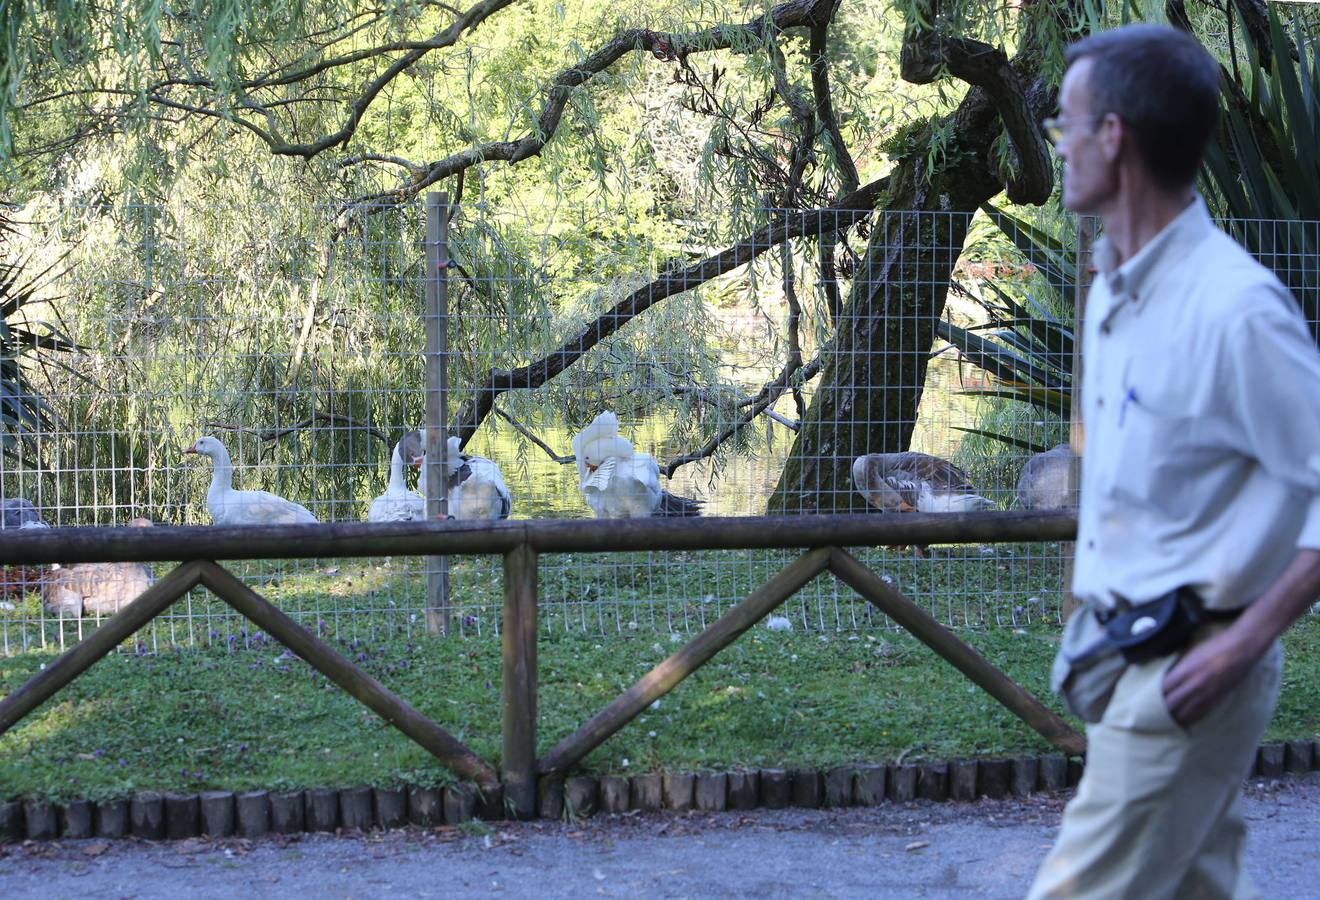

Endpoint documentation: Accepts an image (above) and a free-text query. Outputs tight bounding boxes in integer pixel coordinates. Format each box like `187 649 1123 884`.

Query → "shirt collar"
1094 195 1215 303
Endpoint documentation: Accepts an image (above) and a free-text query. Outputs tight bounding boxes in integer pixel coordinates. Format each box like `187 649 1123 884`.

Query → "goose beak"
586 463 598 473
898 500 916 512
183 444 198 454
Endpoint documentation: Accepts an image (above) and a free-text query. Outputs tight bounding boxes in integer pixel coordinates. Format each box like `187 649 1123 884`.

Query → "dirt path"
3 775 1318 899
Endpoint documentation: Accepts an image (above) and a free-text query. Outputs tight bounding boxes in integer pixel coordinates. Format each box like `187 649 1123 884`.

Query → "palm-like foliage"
937 5 1320 457
936 203 1075 454
0 214 80 461
1202 6 1320 333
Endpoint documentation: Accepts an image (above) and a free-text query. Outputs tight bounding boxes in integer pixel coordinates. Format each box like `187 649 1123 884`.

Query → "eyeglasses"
1042 115 1102 146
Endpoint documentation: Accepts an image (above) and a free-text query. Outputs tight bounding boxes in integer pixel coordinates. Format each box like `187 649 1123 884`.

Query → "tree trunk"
768 89 1024 514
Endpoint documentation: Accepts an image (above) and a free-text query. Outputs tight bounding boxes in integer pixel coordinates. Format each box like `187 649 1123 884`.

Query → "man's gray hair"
1066 24 1220 191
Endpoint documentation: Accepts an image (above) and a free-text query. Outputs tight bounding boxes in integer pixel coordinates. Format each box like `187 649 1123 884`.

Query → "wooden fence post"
828 548 1085 755
502 542 539 818
424 190 451 635
539 547 832 776
197 561 499 787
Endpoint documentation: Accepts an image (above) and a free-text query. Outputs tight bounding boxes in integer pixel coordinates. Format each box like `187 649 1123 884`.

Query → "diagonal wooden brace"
827 548 1085 756
0 561 206 735
538 547 832 777
195 561 500 788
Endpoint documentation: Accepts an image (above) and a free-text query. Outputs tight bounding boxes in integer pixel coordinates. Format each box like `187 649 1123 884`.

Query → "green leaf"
951 426 1054 455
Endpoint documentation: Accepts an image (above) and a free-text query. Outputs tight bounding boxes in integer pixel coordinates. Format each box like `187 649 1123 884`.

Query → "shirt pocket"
1105 382 1219 517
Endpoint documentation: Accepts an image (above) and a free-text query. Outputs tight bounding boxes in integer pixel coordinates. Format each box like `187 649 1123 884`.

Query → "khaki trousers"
1028 631 1281 900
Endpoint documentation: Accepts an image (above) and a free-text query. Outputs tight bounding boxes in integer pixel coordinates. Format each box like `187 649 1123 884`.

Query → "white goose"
368 441 425 523
572 412 702 518
412 434 512 520
185 436 319 525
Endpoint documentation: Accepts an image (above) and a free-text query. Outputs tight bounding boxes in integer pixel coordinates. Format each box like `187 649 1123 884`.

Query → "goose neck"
207 448 234 495
387 445 408 491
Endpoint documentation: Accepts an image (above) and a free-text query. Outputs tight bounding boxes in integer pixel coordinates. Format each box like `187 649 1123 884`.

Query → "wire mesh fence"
2 196 1308 653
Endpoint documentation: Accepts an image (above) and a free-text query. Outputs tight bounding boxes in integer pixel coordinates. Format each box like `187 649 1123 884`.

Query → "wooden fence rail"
0 511 1082 819
0 511 1075 565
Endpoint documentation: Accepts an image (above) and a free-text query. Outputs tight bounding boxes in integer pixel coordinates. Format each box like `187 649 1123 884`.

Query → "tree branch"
817 233 844 325
338 153 429 176
450 176 888 443
270 0 518 158
763 31 818 206
809 17 859 193
780 240 807 418
665 381 799 430
203 414 390 446
344 0 836 212
492 407 575 464
900 29 1053 204
1224 0 1293 63
662 351 823 476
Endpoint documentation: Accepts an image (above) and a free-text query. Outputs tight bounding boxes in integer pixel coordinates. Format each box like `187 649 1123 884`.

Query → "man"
1028 24 1320 899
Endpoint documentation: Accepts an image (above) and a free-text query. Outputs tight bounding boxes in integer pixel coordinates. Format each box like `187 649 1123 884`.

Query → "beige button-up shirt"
1073 196 1320 612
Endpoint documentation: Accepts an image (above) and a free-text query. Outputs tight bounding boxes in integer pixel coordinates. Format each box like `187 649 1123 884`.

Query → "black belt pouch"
1103 587 1204 664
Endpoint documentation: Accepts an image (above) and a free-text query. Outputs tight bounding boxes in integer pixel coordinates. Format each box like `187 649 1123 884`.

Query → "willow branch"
492 407 575 464
338 154 428 175
345 0 834 211
809 18 859 193
662 352 823 476
203 414 390 445
450 176 888 443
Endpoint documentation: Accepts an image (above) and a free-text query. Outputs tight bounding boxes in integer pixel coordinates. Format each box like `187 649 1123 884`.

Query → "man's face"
1055 59 1118 214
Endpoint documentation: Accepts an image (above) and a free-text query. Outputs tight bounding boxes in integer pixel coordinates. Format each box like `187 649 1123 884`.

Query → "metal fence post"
424 192 451 635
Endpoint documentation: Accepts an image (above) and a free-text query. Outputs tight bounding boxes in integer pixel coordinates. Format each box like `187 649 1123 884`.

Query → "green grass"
3 612 1319 803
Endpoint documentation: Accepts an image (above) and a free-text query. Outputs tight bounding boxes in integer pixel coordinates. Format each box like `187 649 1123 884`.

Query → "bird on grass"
1016 444 1075 510
572 412 702 518
43 518 155 618
185 436 318 525
367 440 425 523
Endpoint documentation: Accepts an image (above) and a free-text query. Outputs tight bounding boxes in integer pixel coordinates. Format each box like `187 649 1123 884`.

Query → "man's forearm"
1232 548 1320 657
1163 548 1320 726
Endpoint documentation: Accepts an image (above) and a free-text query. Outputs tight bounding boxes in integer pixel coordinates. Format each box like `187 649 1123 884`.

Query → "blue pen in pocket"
1118 387 1138 427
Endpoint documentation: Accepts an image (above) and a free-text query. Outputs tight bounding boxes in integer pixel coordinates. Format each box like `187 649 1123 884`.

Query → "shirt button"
1096 397 1104 408
1101 324 1111 335
1087 540 1095 549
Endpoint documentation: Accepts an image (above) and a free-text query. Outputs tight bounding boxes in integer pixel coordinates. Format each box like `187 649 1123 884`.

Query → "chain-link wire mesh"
2 199 1311 653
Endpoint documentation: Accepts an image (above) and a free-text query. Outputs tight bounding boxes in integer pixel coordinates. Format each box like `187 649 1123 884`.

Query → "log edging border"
2 740 1313 842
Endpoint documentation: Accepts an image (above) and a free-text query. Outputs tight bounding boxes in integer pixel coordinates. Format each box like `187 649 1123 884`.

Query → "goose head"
851 455 916 513
445 436 464 477
184 436 230 463
405 433 465 489
572 412 635 489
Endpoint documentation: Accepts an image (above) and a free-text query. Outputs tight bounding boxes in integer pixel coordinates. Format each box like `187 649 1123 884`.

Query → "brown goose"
42 518 155 618
852 452 994 514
